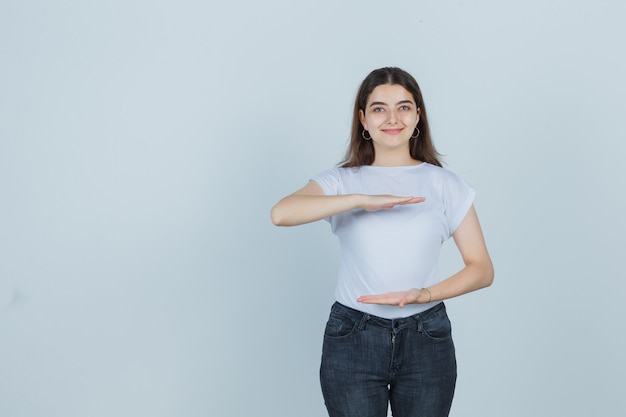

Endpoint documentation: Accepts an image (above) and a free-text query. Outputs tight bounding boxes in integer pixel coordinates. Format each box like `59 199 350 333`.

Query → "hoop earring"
361 130 372 140
411 127 420 139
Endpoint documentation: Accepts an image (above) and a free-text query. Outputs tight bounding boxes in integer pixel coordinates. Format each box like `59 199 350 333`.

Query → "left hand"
357 288 422 308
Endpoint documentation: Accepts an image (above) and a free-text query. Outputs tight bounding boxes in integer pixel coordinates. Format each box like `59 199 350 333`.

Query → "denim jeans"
320 302 457 417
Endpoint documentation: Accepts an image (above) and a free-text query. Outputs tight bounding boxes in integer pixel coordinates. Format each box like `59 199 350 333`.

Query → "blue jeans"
320 302 457 417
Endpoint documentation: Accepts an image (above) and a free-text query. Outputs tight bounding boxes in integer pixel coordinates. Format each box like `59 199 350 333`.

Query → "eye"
399 105 411 111
372 107 385 113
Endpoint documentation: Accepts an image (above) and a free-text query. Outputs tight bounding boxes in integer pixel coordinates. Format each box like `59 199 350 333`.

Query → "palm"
357 289 422 307
363 195 425 212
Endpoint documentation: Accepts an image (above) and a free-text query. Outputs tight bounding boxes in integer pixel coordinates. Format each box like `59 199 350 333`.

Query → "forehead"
367 84 414 105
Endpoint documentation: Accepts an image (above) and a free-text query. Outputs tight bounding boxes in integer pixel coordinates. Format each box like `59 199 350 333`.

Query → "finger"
357 295 384 304
398 298 405 308
398 197 425 205
357 295 381 303
398 292 410 308
358 294 400 305
380 199 420 210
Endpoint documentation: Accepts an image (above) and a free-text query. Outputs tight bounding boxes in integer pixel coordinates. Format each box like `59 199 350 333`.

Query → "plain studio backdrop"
1 1 625 416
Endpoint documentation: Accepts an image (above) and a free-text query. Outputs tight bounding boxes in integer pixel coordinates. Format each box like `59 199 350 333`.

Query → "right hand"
362 195 425 212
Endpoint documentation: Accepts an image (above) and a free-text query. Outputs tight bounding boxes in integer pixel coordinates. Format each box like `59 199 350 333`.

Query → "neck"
372 149 421 167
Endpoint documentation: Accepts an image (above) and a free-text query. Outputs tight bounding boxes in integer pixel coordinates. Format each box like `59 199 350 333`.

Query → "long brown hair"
340 67 442 167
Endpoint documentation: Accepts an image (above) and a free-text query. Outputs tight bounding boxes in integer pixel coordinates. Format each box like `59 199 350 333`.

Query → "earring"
361 130 372 140
411 127 420 139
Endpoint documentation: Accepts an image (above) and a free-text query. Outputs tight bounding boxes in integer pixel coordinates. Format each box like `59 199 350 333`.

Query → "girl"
271 67 494 417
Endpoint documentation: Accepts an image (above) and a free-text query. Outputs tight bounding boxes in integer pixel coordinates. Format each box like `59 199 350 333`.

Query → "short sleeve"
442 171 476 237
310 168 340 196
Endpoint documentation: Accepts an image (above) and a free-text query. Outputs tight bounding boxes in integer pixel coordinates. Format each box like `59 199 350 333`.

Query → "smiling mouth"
382 129 403 135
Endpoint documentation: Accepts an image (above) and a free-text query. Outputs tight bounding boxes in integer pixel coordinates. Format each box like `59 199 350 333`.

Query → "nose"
387 109 398 124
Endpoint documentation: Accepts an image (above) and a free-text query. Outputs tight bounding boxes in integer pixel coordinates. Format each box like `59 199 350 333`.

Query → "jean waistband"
330 301 446 331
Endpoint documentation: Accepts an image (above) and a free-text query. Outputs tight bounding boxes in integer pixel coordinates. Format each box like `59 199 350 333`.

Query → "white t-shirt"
312 162 475 319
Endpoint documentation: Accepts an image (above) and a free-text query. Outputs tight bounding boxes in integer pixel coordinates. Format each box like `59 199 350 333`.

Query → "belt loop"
358 313 370 331
412 315 423 333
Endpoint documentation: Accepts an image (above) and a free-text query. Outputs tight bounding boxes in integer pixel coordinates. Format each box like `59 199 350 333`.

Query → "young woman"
271 67 494 417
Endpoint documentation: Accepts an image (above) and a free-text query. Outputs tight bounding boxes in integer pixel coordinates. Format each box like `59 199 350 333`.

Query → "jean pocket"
421 311 452 340
323 313 357 338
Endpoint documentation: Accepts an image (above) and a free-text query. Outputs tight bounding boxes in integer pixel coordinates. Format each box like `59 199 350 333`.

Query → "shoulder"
422 162 456 177
310 166 366 195
420 164 475 205
313 166 361 180
422 163 468 185
312 167 339 182
310 166 351 195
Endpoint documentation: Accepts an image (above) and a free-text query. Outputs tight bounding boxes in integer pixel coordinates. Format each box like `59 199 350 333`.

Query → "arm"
358 205 494 306
270 180 425 227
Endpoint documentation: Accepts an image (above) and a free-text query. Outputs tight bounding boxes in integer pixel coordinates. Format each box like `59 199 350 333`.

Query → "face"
359 84 420 152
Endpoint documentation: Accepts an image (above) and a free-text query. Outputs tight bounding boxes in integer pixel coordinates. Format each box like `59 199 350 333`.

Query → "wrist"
417 287 432 304
355 194 369 210
352 194 362 210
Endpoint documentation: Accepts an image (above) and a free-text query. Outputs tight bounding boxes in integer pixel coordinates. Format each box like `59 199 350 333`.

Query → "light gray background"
1 1 625 416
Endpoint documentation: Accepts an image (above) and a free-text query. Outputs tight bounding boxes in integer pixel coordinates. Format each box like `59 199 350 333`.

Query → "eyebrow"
368 99 415 107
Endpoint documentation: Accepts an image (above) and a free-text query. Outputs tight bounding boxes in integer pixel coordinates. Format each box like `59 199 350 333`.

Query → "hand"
362 195 425 212
357 288 423 308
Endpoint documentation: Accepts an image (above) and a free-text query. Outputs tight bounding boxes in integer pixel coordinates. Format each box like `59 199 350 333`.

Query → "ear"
416 107 421 125
359 109 367 130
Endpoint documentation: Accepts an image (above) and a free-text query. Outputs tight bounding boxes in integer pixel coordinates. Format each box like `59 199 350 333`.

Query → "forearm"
420 261 494 303
357 205 493 307
271 194 364 226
